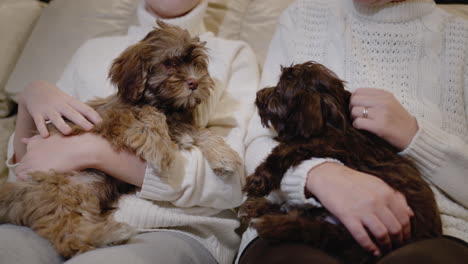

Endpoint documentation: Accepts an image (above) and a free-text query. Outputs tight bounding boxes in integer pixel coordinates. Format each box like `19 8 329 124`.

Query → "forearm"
91 134 147 187
305 162 345 198
13 102 36 162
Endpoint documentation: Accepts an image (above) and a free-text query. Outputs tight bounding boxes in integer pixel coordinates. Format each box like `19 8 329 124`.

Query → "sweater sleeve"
245 5 341 207
55 55 79 99
400 53 468 208
138 40 259 209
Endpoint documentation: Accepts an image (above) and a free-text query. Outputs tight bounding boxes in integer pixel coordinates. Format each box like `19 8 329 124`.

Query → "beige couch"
0 0 467 180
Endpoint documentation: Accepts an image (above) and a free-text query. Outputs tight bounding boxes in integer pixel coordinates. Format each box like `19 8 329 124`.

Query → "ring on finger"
363 107 369 119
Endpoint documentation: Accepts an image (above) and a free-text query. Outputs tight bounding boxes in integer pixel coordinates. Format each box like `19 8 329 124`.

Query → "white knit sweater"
239 0 468 260
7 1 259 263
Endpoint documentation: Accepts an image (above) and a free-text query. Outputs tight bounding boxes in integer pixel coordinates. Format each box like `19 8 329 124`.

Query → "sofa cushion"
5 0 138 102
0 0 43 116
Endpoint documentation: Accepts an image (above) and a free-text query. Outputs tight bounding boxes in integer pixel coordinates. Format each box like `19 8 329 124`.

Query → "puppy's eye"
164 59 177 68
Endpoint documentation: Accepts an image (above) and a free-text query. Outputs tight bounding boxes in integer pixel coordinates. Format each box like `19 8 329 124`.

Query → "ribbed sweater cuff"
280 158 342 207
5 133 18 182
138 164 176 201
400 119 447 176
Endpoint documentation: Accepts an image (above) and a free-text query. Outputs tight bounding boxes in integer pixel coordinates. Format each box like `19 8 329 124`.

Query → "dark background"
435 0 467 4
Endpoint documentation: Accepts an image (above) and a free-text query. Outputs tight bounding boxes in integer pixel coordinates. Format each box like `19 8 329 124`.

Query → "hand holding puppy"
306 162 414 256
18 80 101 138
349 88 418 151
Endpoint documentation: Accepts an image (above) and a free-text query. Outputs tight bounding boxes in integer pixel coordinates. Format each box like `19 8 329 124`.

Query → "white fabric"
6 1 259 263
239 0 468 260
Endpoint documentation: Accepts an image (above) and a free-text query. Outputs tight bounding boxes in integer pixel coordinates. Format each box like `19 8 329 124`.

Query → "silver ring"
363 107 368 118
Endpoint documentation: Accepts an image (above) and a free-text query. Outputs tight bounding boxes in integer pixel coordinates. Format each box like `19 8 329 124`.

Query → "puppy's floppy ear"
156 19 170 30
255 87 285 128
293 91 323 138
191 35 206 46
321 89 351 130
109 43 149 103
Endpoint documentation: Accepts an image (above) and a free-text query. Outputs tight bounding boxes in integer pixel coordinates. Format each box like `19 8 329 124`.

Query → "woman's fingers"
361 214 392 253
375 207 405 248
352 116 378 133
32 114 49 138
21 135 42 144
342 217 381 256
388 192 413 242
351 106 371 120
47 111 72 135
68 100 102 125
353 88 387 95
60 105 94 131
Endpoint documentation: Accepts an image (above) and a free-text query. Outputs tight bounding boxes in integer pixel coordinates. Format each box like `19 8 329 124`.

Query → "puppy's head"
256 61 350 141
109 20 213 112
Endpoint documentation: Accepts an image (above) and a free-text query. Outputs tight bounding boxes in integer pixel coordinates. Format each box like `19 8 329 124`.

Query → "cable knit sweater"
238 0 468 260
6 1 259 263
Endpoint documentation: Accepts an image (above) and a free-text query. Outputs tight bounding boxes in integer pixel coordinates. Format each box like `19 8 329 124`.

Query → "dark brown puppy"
241 61 442 264
0 21 241 258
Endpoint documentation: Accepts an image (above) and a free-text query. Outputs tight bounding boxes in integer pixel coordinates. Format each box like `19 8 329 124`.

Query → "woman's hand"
349 88 418 150
15 133 147 187
14 133 101 180
306 162 414 256
18 80 101 138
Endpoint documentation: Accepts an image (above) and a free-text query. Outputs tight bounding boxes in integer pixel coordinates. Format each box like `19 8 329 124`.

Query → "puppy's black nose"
186 79 198 91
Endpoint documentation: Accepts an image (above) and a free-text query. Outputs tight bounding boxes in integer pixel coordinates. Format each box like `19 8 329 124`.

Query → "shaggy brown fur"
240 61 442 264
0 21 241 258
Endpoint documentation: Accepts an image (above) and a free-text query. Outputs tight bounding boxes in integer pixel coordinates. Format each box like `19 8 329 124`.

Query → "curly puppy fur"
240 61 442 264
0 21 241 258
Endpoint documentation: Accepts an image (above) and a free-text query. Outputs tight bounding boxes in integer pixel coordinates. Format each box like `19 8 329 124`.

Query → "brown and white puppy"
0 21 241 258
240 61 442 264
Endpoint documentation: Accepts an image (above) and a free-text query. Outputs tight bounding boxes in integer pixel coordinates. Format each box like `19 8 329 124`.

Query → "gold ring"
363 107 368 118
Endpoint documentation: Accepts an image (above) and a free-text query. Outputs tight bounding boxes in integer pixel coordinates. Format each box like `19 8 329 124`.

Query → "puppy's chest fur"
70 95 197 153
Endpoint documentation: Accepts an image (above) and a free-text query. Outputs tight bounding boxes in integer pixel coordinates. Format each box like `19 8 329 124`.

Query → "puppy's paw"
97 222 136 247
107 223 136 246
210 148 242 177
177 134 194 150
243 171 274 197
238 197 281 222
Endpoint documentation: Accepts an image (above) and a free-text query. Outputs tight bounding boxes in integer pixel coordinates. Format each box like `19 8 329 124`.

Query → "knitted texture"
286 0 468 231
240 1 468 257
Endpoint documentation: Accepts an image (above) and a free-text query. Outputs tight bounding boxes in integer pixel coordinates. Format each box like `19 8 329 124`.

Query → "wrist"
13 103 36 161
85 133 146 186
305 162 344 197
402 116 419 150
74 133 107 170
